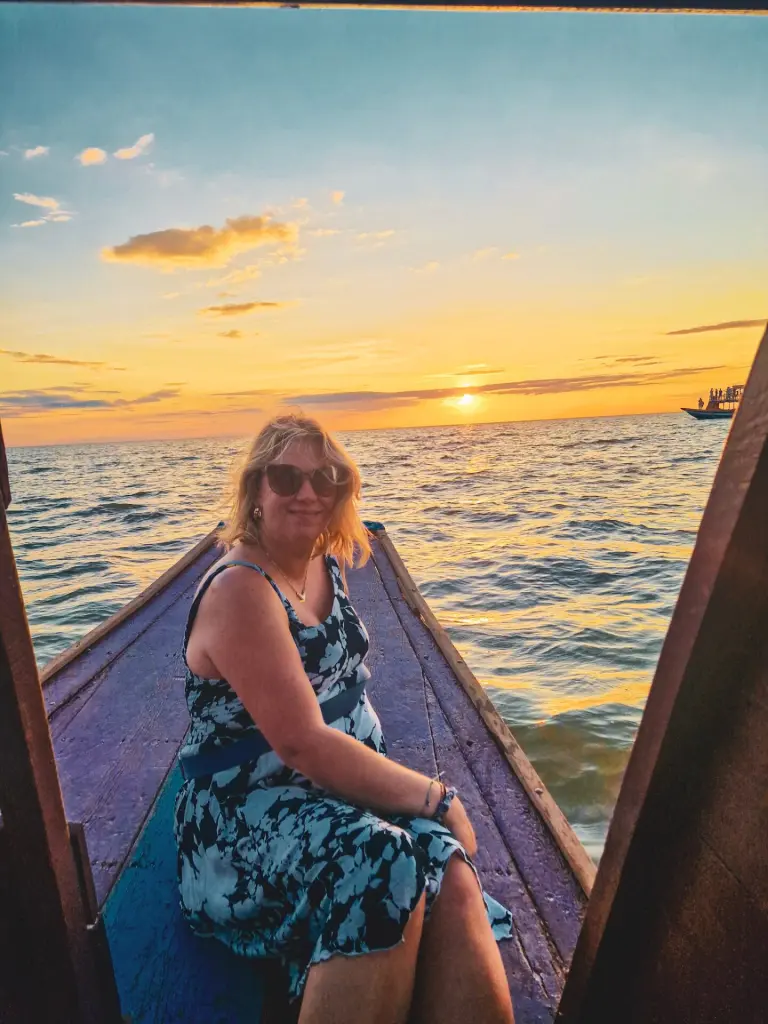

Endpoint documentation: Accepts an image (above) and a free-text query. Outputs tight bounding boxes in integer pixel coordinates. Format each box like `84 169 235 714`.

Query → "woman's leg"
410 856 515 1024
299 891 426 1024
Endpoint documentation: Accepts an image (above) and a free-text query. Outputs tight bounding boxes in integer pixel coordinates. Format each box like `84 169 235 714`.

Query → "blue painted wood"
103 765 274 1024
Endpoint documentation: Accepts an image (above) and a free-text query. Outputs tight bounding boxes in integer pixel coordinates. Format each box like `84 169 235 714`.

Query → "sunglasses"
264 462 351 499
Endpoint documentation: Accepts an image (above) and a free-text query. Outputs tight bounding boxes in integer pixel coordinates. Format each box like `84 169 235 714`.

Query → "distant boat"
682 384 744 420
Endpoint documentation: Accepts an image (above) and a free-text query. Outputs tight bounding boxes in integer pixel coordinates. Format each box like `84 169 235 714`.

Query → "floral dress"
174 555 513 1000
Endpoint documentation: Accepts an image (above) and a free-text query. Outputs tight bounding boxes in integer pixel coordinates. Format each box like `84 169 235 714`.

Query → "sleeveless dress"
174 555 513 1000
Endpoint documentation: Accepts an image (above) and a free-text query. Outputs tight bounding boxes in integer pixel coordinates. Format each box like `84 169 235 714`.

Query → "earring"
252 506 263 521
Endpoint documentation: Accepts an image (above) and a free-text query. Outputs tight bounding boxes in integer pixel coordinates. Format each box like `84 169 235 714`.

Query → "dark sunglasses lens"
315 465 350 496
266 464 302 496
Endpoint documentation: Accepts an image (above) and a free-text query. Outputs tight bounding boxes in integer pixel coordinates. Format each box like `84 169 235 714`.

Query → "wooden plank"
44 546 219 723
372 529 596 898
0 421 121 1023
556 323 768 1022
51 599 201 904
64 1 768 14
103 765 274 1024
368 538 586 963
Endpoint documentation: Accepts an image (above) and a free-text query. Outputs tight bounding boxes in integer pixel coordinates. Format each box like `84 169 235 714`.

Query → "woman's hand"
441 796 477 858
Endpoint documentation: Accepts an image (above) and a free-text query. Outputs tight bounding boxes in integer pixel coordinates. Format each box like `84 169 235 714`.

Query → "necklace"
259 544 311 603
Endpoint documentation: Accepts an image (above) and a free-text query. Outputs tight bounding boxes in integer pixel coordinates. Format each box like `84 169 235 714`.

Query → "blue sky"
1 5 766 443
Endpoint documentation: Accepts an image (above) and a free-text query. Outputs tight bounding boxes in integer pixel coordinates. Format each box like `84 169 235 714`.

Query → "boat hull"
681 407 734 420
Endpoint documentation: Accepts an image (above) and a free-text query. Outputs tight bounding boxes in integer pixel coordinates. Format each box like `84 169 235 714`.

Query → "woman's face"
256 439 340 549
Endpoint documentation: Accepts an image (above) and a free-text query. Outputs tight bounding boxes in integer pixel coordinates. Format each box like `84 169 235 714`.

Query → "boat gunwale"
370 526 596 897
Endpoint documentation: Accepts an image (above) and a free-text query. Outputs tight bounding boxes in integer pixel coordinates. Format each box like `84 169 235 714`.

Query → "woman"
174 414 515 1024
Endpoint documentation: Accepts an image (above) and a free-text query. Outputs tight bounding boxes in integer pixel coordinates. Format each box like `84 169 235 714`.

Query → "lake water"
5 412 730 861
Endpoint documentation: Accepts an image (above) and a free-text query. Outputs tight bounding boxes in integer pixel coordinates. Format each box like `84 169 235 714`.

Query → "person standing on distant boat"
174 414 515 1024
698 397 704 410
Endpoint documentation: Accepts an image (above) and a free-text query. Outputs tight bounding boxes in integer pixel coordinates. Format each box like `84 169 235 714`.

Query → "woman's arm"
194 566 476 851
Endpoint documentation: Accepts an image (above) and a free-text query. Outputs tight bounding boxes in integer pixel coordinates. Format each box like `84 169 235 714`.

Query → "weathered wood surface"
557 323 768 1023
69 1 768 13
46 545 220 902
48 532 585 1022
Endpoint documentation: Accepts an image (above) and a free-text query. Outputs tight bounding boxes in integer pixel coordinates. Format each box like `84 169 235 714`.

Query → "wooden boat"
682 384 744 420
3 312 768 1022
25 520 593 1023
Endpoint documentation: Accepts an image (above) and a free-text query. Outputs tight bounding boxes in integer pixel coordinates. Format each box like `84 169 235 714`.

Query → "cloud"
163 291 181 300
308 228 341 238
666 319 766 336
502 252 520 261
13 192 59 211
206 264 262 287
12 192 73 225
593 354 662 366
103 214 298 271
293 198 309 209
198 301 289 317
24 145 49 160
357 230 395 242
283 365 725 411
18 219 46 228
331 190 345 205
77 147 108 166
0 386 179 417
0 150 8 157
114 133 155 160
0 348 107 368
218 330 242 339
411 261 439 274
429 363 506 378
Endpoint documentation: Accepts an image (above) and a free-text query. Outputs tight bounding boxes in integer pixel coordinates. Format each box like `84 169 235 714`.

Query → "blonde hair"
218 414 371 568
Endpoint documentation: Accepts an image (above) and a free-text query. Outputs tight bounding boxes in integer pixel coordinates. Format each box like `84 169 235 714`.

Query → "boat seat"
103 764 299 1024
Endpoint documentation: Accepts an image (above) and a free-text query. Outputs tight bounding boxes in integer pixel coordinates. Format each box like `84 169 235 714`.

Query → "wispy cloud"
24 145 49 160
77 147 108 166
331 190 345 205
308 228 341 238
199 301 290 317
429 363 506 378
666 319 766 336
114 133 155 160
293 197 309 209
103 214 297 271
0 348 107 368
472 247 498 261
411 261 439 274
13 192 59 211
12 192 74 226
206 264 262 288
0 386 179 417
502 252 520 261
283 365 724 411
218 330 242 339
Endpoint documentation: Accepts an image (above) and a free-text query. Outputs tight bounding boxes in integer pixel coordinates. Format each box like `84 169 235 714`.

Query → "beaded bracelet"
433 785 458 824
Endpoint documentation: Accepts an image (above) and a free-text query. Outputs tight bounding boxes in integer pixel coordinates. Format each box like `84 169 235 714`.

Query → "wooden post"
557 323 768 1023
0 420 122 1022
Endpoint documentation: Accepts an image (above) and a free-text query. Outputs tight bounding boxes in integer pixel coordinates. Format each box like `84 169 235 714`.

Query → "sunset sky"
1 5 767 446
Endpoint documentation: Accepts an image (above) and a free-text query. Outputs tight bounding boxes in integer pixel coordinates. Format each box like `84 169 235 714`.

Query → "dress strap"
183 559 285 656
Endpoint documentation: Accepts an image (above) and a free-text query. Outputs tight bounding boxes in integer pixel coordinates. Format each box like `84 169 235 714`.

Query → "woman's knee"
436 855 485 918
